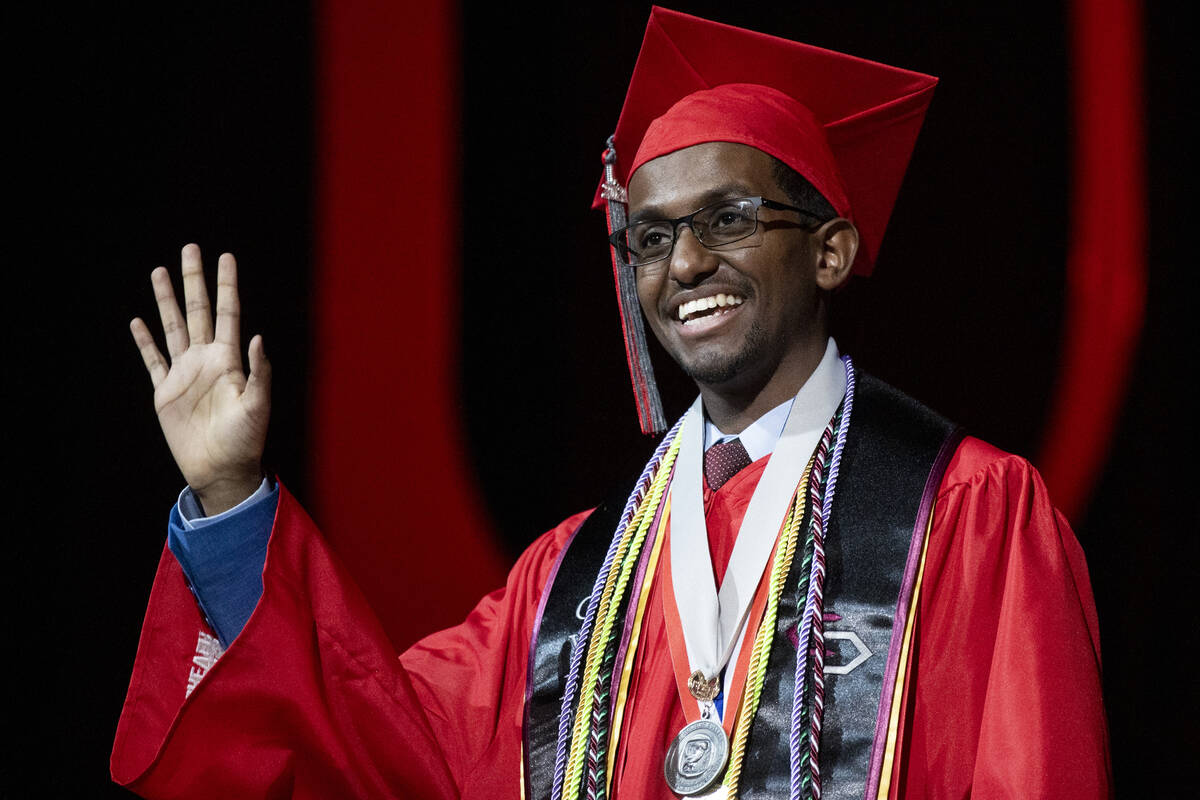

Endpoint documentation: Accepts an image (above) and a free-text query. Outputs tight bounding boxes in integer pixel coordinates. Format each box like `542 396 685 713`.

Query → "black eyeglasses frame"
607 196 825 267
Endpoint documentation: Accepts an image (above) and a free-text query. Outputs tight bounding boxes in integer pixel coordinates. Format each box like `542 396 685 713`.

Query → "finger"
214 252 241 346
130 317 169 388
151 266 189 359
243 335 272 416
181 243 214 344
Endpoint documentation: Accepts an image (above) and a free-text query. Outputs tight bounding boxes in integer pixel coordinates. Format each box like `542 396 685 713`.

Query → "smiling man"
626 141 855 431
113 8 1110 800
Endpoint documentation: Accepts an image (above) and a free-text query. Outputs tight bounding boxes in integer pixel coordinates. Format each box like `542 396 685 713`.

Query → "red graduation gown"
111 436 1110 798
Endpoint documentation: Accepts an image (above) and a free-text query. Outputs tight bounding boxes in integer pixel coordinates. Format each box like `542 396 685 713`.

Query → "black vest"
523 372 962 800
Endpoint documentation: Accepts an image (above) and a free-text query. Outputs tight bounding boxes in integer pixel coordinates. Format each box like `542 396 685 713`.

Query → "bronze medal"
687 670 720 702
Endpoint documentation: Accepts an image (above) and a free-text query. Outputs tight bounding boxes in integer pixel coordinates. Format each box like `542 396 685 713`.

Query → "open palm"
130 244 271 514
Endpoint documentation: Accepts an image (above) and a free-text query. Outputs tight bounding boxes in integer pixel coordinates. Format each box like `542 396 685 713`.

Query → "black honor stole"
523 372 963 799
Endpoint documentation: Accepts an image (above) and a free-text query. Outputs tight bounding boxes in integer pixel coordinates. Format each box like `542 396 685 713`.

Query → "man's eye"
634 225 673 252
709 208 752 230
704 205 756 240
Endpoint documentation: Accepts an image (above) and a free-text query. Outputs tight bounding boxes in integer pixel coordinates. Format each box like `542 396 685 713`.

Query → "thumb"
244 334 272 416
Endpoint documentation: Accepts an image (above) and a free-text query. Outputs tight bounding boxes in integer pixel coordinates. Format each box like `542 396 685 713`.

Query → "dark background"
9 1 1191 797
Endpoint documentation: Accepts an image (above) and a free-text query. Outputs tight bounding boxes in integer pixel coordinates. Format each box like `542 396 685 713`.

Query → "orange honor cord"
875 507 934 800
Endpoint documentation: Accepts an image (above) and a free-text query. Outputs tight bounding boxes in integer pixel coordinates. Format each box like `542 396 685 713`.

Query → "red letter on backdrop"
1040 0 1147 521
311 0 507 649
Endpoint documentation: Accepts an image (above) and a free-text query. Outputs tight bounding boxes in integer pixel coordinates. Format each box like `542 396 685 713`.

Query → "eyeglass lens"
623 198 760 265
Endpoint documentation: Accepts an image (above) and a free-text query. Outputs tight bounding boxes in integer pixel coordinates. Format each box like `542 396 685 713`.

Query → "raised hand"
130 244 271 515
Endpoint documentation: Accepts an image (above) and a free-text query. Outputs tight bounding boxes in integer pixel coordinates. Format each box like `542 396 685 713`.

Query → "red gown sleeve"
111 483 585 800
896 437 1112 799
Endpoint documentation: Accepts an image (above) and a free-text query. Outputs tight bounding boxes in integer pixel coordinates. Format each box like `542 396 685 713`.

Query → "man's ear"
814 218 858 291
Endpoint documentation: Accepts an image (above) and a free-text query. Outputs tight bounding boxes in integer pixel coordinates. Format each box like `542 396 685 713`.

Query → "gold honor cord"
562 433 683 799
875 502 935 800
723 463 813 797
605 497 671 784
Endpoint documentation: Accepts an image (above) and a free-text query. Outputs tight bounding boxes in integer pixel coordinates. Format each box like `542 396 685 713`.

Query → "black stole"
523 372 962 799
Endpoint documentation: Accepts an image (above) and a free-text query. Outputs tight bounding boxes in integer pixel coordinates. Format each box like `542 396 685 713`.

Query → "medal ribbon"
668 341 846 707
661 507 782 734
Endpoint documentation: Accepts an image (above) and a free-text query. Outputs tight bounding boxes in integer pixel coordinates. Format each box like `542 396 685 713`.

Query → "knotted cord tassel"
602 135 667 435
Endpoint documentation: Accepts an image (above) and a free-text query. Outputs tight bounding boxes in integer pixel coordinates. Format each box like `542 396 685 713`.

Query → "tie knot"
704 437 752 491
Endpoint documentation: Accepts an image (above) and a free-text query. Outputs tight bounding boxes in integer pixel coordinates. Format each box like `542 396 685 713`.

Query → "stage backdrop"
12 1 1187 797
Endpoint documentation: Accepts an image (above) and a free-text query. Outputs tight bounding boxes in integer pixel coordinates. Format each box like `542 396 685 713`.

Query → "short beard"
677 319 769 387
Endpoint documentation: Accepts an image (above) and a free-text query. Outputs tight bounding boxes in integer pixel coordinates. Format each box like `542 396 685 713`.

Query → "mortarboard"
597 6 938 434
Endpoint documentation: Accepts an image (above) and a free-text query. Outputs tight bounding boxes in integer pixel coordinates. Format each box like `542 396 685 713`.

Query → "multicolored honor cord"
790 356 856 800
554 417 684 800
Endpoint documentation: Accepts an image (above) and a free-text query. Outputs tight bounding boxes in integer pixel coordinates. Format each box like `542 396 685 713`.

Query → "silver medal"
663 718 730 796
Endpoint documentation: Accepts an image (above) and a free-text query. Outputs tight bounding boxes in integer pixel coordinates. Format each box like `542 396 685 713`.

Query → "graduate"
114 8 1110 799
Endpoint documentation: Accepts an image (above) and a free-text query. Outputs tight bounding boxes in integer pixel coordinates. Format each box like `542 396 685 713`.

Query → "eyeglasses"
608 196 823 267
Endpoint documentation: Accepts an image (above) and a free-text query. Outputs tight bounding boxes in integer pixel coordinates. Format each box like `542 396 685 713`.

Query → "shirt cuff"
168 482 279 647
177 478 274 530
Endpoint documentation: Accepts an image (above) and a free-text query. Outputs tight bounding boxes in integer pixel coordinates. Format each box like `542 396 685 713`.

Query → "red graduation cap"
598 6 938 434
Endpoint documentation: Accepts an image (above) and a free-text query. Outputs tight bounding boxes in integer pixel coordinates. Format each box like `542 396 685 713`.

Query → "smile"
677 293 746 325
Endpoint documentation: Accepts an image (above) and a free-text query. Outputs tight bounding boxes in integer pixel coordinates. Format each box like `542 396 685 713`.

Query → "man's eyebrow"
628 182 758 224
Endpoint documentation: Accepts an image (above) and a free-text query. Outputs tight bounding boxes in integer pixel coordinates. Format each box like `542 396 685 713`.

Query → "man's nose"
668 226 718 286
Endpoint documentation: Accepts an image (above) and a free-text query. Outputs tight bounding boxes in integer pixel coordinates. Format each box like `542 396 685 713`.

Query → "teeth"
677 293 745 321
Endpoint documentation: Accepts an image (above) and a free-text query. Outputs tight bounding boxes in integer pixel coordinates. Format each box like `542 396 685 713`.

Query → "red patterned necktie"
704 437 753 491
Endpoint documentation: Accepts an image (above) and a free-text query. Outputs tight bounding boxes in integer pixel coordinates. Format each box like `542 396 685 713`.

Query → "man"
113 8 1109 799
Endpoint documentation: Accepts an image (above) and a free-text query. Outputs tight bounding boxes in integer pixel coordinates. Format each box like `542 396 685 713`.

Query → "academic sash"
523 372 963 799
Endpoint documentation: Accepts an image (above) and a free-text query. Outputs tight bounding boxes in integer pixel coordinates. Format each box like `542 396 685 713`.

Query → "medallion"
664 719 730 796
688 670 720 702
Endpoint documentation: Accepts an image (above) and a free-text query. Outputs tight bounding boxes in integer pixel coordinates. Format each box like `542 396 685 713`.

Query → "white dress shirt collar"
703 338 843 461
